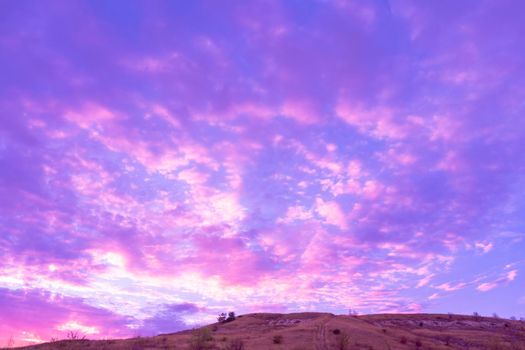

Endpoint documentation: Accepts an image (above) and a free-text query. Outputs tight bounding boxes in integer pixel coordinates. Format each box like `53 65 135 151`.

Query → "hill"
13 312 525 350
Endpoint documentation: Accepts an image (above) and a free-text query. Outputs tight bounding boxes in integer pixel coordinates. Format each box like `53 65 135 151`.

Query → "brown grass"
12 312 525 350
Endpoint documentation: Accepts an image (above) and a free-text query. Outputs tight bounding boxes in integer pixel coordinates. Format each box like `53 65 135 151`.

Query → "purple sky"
1 0 525 346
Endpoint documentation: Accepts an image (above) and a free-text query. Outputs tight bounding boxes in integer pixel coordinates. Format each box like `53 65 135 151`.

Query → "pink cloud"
278 205 313 223
336 103 419 140
474 241 494 254
416 274 435 288
177 167 210 185
315 198 348 230
477 282 498 292
347 160 363 177
475 269 518 293
429 115 462 142
64 103 120 129
280 99 319 124
362 180 384 200
428 293 440 300
0 288 133 347
435 282 466 292
507 270 518 281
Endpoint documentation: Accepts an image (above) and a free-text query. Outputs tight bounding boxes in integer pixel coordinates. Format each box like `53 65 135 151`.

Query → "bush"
415 339 422 348
332 329 341 335
273 335 283 344
67 331 86 340
218 311 237 323
348 309 358 316
400 336 408 344
226 311 236 322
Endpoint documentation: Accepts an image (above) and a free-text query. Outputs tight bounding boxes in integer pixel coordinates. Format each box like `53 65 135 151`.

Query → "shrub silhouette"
217 311 237 323
273 335 283 344
227 311 236 322
67 331 86 340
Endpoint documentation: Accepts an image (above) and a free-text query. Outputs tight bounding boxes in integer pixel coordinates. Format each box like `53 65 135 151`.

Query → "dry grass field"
12 312 525 350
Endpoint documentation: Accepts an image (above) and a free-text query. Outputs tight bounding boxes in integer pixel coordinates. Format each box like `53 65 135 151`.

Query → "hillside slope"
15 312 525 350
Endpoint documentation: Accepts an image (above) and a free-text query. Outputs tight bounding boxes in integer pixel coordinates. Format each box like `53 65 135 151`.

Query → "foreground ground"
13 312 525 350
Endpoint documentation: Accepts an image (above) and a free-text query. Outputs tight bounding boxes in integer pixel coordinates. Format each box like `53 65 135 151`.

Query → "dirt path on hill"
314 319 330 350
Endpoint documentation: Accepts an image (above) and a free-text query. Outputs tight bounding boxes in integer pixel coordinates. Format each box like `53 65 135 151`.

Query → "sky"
1 0 525 346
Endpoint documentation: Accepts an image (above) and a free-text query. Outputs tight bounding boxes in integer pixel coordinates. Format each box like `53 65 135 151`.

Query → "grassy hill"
13 312 525 350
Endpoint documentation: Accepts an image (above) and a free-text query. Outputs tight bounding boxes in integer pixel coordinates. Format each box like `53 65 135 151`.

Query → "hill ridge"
14 312 525 350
